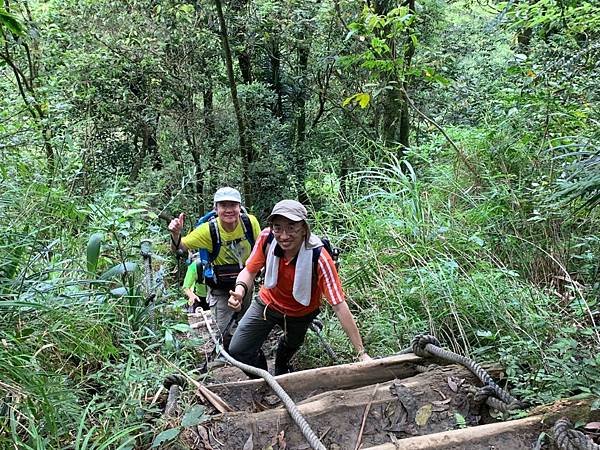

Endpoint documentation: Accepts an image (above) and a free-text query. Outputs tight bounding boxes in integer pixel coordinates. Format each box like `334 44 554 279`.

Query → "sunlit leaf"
86 233 103 273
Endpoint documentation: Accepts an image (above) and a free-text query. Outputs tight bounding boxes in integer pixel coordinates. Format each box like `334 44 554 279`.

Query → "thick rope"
400 334 523 411
554 418 600 450
163 374 187 417
309 320 338 360
200 310 326 450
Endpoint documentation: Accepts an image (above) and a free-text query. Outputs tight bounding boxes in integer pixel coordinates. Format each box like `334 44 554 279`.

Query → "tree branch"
400 87 482 184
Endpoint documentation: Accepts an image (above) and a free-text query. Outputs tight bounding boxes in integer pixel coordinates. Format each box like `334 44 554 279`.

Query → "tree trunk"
398 0 416 154
0 27 55 172
214 0 253 206
142 118 162 170
129 132 143 182
238 51 253 84
268 36 284 120
296 42 309 205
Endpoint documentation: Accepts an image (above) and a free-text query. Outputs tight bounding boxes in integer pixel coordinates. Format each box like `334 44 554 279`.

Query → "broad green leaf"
170 324 191 333
100 262 137 280
164 329 174 351
151 428 180 448
110 287 128 297
0 7 25 36
181 405 206 428
86 233 103 273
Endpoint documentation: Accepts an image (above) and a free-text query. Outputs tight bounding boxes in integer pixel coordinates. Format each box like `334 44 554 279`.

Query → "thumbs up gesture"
168 213 185 235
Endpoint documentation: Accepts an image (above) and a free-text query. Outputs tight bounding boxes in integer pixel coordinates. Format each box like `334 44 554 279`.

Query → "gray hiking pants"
208 286 252 344
229 297 319 375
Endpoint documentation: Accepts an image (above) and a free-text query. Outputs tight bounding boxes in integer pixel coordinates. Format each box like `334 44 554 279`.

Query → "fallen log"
204 364 493 449
207 355 505 412
362 397 597 450
208 353 425 411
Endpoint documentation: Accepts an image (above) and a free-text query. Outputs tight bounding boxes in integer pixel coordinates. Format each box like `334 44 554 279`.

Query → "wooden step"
205 364 490 449
362 396 596 450
208 353 425 410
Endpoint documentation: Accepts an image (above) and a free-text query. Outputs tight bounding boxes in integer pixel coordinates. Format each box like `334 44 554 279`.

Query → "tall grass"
308 150 599 404
0 173 194 448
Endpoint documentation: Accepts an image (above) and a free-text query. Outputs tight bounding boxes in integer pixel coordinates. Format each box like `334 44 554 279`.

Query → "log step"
208 353 425 411
206 364 487 449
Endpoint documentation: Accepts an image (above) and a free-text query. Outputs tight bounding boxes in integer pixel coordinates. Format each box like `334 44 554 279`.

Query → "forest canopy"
1 0 599 448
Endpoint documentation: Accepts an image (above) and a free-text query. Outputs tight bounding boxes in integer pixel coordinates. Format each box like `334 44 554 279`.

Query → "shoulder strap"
240 213 255 249
195 210 216 228
208 218 220 262
312 247 322 281
262 231 275 255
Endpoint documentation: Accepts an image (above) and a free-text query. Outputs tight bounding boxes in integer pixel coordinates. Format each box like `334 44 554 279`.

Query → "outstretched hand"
168 213 185 234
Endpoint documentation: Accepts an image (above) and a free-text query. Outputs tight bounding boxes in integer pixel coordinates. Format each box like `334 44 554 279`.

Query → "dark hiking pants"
228 298 319 377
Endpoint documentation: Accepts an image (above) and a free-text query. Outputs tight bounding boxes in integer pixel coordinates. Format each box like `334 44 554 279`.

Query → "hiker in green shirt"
182 254 209 313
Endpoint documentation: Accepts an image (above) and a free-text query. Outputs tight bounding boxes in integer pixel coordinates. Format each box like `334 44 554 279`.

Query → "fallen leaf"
448 377 458 392
415 404 433 427
585 422 600 431
277 430 286 449
447 377 465 392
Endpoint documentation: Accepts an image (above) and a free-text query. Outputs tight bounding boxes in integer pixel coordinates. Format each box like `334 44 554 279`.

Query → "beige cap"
267 200 308 223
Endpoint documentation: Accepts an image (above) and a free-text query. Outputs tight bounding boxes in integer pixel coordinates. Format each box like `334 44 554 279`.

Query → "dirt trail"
184 311 598 450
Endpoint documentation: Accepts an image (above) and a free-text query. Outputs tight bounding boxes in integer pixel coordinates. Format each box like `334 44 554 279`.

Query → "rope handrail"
399 333 524 412
199 310 327 450
554 418 600 450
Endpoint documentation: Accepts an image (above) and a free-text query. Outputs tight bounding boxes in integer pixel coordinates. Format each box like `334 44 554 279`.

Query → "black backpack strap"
240 213 256 249
312 247 323 282
208 218 220 262
262 231 275 255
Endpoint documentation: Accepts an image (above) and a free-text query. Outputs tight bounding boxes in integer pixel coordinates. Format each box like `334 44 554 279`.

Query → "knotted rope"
163 373 187 417
400 333 523 412
554 418 599 450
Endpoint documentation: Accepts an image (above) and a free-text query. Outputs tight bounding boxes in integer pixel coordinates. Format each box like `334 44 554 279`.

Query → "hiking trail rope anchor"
554 418 600 450
399 334 524 412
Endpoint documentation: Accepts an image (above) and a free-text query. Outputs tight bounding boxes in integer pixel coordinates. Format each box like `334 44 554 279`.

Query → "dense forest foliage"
1 0 599 447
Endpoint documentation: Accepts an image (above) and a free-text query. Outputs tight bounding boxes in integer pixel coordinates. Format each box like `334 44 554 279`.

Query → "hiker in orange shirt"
228 200 370 376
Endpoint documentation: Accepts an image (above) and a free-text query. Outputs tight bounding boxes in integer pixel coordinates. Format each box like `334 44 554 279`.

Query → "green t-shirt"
181 214 261 266
183 262 208 297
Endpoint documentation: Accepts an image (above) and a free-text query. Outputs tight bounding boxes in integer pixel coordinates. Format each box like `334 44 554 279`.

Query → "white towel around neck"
264 233 323 306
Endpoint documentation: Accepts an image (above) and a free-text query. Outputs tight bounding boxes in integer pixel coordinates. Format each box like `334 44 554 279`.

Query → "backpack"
194 211 256 289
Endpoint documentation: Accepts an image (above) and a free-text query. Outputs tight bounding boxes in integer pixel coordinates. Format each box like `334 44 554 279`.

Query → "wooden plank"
209 353 424 410
361 397 597 450
207 365 487 449
361 416 544 450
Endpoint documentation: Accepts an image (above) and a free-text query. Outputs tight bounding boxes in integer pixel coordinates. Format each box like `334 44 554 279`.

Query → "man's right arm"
228 267 258 311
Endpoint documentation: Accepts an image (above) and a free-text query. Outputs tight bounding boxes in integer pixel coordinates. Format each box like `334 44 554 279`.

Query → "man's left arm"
332 302 371 362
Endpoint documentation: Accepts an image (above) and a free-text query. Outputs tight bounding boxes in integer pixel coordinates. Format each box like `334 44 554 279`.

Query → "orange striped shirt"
246 228 345 317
